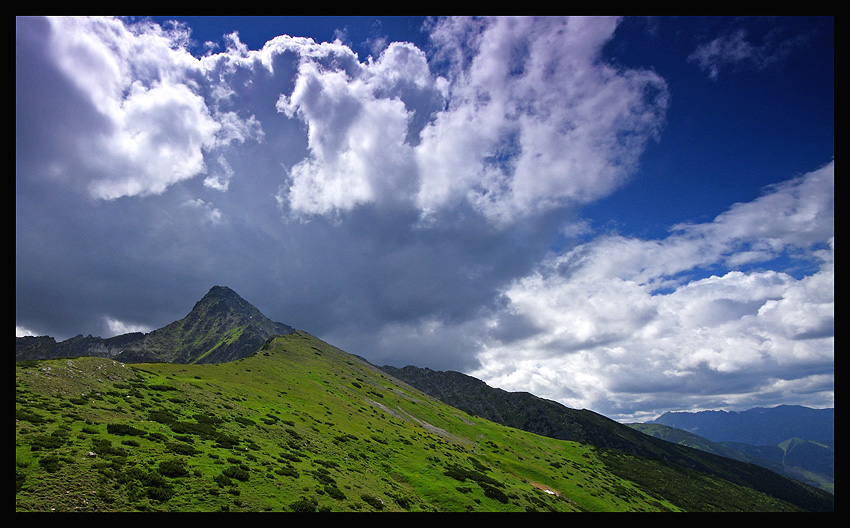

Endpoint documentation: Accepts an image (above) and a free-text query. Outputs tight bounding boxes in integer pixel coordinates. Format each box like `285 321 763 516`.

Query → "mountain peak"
204 284 239 298
183 285 286 326
16 286 294 365
195 285 249 306
152 285 295 363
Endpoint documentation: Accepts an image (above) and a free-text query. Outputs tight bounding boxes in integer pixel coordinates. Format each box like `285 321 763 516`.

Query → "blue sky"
16 16 833 421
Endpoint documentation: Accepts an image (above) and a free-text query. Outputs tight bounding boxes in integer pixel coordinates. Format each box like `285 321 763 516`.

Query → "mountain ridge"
15 285 294 364
648 405 834 445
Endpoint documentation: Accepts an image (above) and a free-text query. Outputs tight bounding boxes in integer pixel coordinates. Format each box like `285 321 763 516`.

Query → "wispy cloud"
689 24 815 80
105 316 153 335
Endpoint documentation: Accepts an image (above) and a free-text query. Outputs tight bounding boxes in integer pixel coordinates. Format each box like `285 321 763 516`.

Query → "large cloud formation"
18 16 666 219
271 16 667 226
17 16 832 421
472 162 833 420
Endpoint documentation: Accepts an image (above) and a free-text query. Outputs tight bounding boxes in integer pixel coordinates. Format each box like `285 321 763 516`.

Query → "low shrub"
222 465 249 482
167 442 199 456
324 485 346 500
107 423 147 436
361 493 384 510
275 465 299 478
158 458 190 478
289 497 318 512
37 455 62 473
147 484 174 501
234 416 255 427
16 407 50 424
30 430 69 451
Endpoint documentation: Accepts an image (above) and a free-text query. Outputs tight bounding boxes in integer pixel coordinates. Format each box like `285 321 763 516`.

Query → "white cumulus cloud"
416 16 669 226
269 16 668 227
23 16 262 201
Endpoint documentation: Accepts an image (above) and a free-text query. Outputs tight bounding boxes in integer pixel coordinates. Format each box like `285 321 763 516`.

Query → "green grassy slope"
16 331 810 512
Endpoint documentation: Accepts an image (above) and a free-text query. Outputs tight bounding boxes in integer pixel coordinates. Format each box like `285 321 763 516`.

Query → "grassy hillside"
16 331 811 512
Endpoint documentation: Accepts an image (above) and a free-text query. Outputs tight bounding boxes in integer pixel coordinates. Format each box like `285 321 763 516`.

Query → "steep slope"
16 331 829 512
380 365 834 512
15 286 294 364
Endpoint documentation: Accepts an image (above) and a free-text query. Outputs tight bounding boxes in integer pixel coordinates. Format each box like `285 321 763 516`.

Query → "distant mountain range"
647 406 834 445
631 422 833 491
630 406 834 493
15 286 294 364
16 286 834 509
